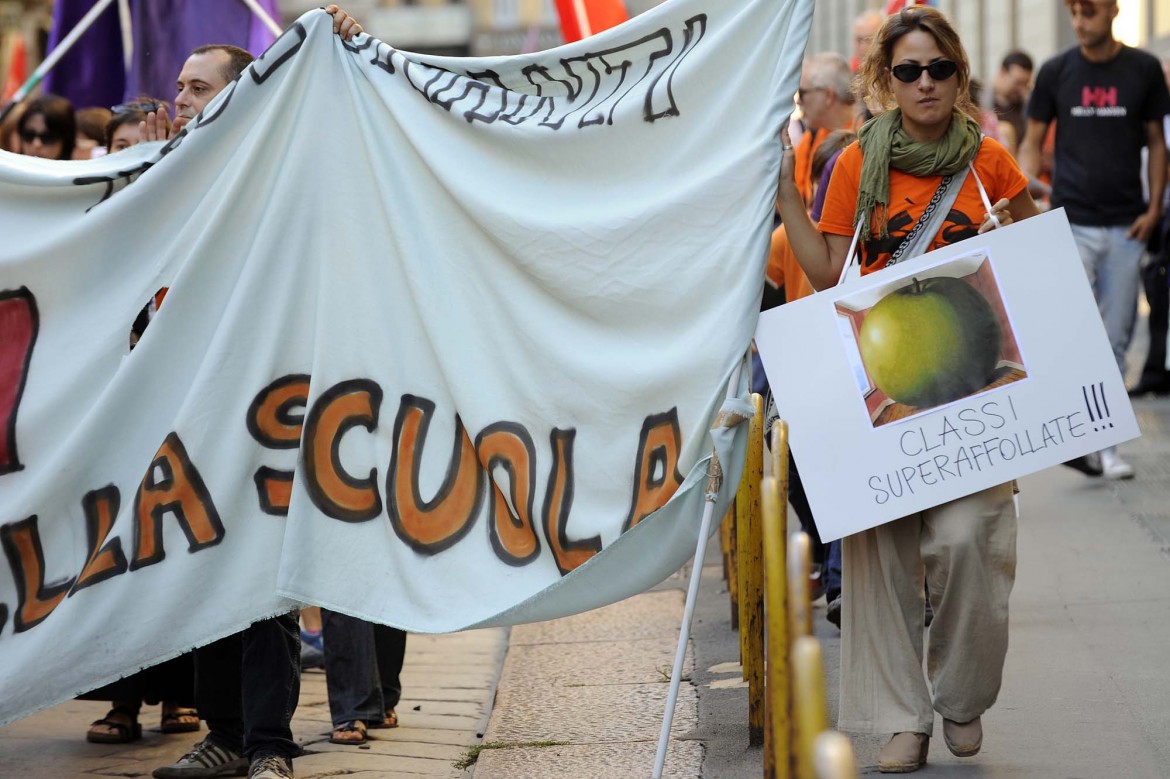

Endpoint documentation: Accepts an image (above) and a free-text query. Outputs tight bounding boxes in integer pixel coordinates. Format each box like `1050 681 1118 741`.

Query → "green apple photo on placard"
833 251 1027 429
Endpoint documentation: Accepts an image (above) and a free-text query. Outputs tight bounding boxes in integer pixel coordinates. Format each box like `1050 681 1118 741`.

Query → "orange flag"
553 0 629 43
2 34 27 102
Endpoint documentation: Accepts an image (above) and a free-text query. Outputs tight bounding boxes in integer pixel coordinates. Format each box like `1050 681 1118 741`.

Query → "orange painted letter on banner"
622 408 684 531
388 395 483 554
477 423 541 566
73 485 128 593
1 516 75 632
131 432 225 569
542 428 600 575
303 379 383 522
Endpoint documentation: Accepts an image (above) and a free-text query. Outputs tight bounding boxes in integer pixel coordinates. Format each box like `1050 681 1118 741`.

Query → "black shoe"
1061 453 1103 477
826 594 842 629
1128 379 1170 397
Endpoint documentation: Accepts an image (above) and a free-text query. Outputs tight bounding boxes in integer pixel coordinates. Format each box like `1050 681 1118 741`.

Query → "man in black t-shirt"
1019 0 1170 480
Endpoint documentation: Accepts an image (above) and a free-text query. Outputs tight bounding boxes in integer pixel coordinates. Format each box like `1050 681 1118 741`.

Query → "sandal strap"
89 717 134 734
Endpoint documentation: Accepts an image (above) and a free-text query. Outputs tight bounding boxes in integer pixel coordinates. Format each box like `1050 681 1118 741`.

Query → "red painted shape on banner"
553 0 629 43
0 288 38 477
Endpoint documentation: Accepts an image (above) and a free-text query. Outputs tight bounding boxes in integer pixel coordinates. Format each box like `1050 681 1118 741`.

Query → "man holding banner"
775 6 1037 773
147 15 360 779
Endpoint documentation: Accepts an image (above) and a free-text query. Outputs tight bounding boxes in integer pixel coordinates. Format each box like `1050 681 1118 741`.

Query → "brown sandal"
160 704 200 734
86 707 142 744
368 708 398 729
330 720 368 745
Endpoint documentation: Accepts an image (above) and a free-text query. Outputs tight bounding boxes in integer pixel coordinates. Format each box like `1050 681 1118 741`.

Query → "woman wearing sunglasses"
777 6 1040 773
16 94 76 161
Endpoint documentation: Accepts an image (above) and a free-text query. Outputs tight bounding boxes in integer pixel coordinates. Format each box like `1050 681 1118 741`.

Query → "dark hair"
812 129 856 182
857 6 979 121
190 44 256 83
104 97 169 149
76 107 112 143
104 110 144 148
1000 49 1034 72
18 94 76 160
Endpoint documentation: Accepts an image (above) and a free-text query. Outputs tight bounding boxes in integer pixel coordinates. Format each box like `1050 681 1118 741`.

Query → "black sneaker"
248 756 293 779
1061 452 1103 477
153 739 248 778
826 594 842 628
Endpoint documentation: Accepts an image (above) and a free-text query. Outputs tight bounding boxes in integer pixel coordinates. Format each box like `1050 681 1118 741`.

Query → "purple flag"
41 0 125 110
41 0 282 111
125 0 281 106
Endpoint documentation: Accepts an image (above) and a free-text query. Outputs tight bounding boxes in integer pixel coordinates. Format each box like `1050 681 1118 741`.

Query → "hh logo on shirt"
1071 85 1127 117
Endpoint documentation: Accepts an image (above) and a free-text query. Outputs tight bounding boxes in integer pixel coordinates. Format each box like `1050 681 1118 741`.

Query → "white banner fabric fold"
0 0 811 724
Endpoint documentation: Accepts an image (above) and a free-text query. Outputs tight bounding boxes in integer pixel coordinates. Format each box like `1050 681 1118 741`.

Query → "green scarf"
854 108 983 238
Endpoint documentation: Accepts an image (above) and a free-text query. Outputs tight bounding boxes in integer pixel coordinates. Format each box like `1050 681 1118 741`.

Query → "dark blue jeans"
195 612 301 762
321 610 406 725
824 539 842 602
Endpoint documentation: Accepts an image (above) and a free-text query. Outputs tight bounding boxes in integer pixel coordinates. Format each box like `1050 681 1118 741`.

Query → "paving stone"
483 678 697 744
497 637 688 688
508 590 686 645
472 739 703 779
295 749 458 776
307 738 464 760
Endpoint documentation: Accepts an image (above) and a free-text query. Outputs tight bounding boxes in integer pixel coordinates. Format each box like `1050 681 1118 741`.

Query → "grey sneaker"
248 755 293 779
153 739 248 778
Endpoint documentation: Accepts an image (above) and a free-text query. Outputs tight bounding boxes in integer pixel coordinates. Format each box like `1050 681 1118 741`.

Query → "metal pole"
0 0 118 123
652 363 745 779
117 0 132 74
651 490 719 779
238 0 284 38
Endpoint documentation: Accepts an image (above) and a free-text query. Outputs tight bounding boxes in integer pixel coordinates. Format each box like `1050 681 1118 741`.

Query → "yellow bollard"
721 500 739 630
736 441 750 669
762 474 790 779
791 636 829 779
812 732 860 779
771 413 784 485
744 393 766 746
788 531 812 639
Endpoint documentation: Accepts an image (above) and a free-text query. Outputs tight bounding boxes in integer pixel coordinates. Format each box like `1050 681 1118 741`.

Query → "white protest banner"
755 210 1140 542
0 0 814 724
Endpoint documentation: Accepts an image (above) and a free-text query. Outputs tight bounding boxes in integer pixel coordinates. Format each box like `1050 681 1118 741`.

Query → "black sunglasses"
19 128 61 144
111 101 163 114
891 60 958 84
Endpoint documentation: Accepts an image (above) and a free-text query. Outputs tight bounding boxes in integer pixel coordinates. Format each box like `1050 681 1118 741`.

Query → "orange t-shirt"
794 123 855 206
818 138 1028 275
765 224 814 302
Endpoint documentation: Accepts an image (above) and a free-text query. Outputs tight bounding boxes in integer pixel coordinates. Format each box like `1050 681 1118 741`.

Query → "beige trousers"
837 483 1017 735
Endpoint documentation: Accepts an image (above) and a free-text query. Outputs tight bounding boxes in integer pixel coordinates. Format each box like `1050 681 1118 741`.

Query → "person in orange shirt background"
793 52 859 206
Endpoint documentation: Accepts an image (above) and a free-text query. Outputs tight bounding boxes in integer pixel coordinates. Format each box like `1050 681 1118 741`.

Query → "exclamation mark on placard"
1083 382 1114 432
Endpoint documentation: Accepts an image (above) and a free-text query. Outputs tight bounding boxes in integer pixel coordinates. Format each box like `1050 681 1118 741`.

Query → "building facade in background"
807 0 1170 86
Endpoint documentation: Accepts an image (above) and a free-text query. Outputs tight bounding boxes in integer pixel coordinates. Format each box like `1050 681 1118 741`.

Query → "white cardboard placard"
755 209 1139 541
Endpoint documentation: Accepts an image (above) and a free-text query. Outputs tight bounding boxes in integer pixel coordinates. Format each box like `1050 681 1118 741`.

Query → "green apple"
857 276 1001 408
